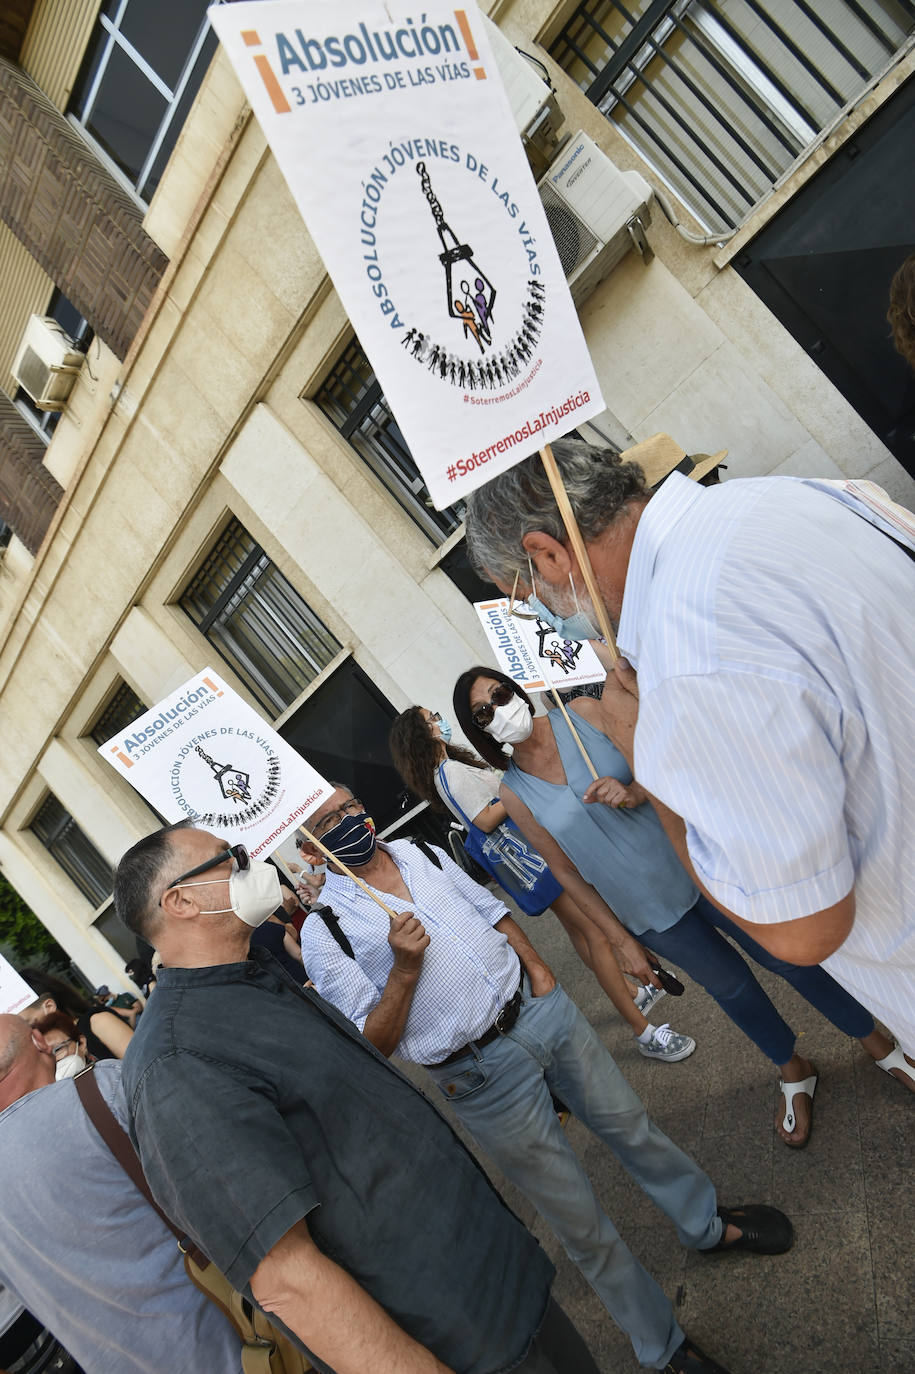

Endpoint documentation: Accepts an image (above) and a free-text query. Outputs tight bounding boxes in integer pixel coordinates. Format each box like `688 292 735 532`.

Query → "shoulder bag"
436 765 562 916
74 1066 311 1374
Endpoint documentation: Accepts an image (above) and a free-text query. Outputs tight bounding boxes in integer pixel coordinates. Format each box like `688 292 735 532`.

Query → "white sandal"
875 1042 915 1088
777 1072 818 1147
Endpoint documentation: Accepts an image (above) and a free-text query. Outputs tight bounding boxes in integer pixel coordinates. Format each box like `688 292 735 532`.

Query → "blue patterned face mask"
320 813 377 867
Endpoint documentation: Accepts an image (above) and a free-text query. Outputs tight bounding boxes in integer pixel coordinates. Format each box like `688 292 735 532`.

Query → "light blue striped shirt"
300 840 517 1065
617 474 915 1055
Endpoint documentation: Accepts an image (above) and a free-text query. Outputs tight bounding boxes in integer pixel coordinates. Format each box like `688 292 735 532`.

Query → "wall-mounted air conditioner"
482 17 564 170
12 315 85 411
538 132 653 304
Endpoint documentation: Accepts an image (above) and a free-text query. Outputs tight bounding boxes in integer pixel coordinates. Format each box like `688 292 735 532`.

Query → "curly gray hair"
463 438 648 584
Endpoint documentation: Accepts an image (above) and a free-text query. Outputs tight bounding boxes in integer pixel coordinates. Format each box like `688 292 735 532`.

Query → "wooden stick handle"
548 686 599 780
298 825 399 922
539 444 619 662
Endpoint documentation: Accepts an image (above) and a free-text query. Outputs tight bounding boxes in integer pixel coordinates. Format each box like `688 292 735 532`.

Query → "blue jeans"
427 977 720 1369
641 895 874 1065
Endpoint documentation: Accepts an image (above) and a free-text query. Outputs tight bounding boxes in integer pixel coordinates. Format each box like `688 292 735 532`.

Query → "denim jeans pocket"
433 1062 488 1101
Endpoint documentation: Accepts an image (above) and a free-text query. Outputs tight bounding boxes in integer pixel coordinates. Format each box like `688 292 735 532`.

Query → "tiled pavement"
405 905 914 1374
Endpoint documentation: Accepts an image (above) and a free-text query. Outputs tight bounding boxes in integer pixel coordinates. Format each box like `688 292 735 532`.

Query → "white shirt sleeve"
634 670 855 923
299 914 382 1034
435 760 501 825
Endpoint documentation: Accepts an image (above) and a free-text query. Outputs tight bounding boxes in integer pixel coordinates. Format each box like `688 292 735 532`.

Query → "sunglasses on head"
471 682 516 731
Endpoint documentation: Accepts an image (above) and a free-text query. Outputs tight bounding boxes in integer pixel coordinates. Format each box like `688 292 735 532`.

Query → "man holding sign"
115 821 601 1374
464 439 915 1084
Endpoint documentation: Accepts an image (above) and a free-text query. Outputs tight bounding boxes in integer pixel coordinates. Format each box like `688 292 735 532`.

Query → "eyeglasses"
471 682 516 731
50 1039 77 1059
311 798 365 839
170 843 250 889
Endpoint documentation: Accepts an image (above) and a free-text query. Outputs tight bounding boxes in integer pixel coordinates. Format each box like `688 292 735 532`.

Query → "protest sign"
0 953 35 1016
474 598 606 694
98 669 333 859
209 0 604 508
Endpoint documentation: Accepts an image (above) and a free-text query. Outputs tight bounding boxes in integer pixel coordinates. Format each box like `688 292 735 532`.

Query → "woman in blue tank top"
454 666 884 1147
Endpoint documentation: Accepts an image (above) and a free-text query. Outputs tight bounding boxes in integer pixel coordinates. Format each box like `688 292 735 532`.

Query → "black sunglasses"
171 843 250 888
471 682 516 731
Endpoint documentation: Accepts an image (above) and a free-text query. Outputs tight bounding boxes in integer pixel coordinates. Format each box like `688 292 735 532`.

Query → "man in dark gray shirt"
115 821 598 1374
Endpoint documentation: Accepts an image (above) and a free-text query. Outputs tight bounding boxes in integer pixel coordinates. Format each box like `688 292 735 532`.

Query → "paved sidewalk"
409 907 914 1374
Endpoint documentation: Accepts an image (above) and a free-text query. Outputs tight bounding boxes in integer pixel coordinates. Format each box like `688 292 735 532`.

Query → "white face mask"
55 1052 87 1080
486 693 535 746
188 859 283 929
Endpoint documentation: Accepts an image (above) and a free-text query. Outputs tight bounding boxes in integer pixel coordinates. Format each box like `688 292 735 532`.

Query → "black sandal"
664 1337 732 1373
702 1202 794 1255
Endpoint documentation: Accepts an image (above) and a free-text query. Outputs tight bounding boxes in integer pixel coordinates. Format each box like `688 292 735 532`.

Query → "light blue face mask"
520 561 601 642
434 714 453 744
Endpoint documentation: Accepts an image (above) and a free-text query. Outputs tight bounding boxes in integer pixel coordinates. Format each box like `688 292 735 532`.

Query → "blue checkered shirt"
300 840 518 1064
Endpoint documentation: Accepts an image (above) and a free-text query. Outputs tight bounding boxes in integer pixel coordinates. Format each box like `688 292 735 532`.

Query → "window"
90 681 148 748
179 518 343 717
550 1 915 233
31 794 113 908
68 0 220 203
315 338 464 545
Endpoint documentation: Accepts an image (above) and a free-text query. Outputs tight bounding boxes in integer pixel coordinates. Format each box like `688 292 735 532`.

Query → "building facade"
1 0 913 991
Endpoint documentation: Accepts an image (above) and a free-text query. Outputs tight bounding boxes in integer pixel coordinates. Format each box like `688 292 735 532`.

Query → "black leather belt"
428 967 524 1069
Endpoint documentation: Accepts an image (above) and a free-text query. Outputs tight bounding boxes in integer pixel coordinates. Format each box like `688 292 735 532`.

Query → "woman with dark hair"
19 968 133 1061
388 704 694 1061
453 666 892 1146
31 1009 92 1079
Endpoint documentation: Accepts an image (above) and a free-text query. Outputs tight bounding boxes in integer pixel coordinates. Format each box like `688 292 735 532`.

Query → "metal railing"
550 0 915 231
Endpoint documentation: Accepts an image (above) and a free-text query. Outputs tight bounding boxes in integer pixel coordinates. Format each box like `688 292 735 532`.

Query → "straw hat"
618 433 728 489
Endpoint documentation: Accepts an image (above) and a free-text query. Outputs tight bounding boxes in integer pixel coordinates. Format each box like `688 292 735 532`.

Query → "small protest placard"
98 669 333 858
209 0 603 507
0 953 35 1016
474 599 606 694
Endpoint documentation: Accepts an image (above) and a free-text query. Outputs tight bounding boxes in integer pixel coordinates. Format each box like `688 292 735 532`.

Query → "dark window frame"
178 516 343 718
31 793 113 909
314 337 464 546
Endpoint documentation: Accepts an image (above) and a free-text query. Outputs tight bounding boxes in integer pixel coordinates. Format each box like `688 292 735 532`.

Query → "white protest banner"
474 599 606 694
98 669 333 859
0 952 35 1016
208 0 604 508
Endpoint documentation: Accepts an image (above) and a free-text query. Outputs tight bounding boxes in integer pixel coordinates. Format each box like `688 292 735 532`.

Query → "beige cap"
618 433 728 488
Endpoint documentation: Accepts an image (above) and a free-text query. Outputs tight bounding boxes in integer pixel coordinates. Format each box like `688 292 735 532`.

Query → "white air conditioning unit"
538 132 653 303
12 315 85 411
482 16 564 167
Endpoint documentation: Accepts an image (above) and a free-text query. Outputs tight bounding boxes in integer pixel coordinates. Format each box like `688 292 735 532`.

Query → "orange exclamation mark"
110 744 133 768
454 9 486 79
203 677 224 696
242 29 292 113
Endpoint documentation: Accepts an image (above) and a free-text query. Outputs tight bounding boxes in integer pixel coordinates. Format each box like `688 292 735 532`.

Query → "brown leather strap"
74 1065 209 1269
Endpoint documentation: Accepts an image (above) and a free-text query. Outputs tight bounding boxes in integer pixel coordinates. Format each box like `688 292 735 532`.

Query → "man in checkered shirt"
299 785 793 1374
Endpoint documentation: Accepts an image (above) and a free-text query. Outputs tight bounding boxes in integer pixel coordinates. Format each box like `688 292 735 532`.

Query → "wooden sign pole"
539 443 619 662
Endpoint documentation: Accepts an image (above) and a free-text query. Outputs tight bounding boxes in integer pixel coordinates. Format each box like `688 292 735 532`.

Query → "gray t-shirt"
123 948 554 1374
434 757 501 824
0 1062 242 1374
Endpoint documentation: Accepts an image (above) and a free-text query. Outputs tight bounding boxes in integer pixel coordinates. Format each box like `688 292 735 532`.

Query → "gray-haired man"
463 439 915 1082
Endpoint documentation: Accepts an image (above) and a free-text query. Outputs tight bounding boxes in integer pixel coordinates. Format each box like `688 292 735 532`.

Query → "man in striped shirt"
464 441 915 1088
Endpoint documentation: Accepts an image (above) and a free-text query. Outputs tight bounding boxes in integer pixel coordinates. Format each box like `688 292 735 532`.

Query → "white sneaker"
638 1023 696 1063
634 983 667 1015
